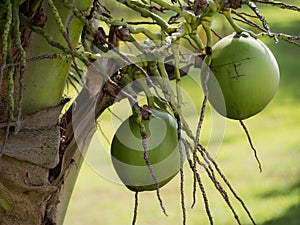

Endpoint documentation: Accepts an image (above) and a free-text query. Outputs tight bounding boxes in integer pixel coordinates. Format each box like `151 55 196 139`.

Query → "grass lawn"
64 3 300 224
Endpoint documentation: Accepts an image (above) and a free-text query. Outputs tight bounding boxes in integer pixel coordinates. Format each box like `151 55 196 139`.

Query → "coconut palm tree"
0 0 299 224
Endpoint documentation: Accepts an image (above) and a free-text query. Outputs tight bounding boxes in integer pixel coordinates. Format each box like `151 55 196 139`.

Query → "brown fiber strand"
200 145 257 225
176 116 186 225
141 132 168 216
132 191 139 225
182 139 213 224
239 120 262 172
196 152 241 225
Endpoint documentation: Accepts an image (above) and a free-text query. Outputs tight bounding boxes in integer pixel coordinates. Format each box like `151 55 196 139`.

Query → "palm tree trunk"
0 0 98 224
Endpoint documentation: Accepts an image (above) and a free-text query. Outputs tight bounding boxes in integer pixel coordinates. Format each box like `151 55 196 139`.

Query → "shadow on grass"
262 204 300 225
261 180 300 225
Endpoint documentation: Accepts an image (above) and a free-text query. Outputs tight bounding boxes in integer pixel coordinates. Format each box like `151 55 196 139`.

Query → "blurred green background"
64 2 300 225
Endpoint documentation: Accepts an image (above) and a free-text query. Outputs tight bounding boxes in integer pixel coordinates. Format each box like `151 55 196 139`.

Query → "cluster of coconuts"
110 32 280 192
